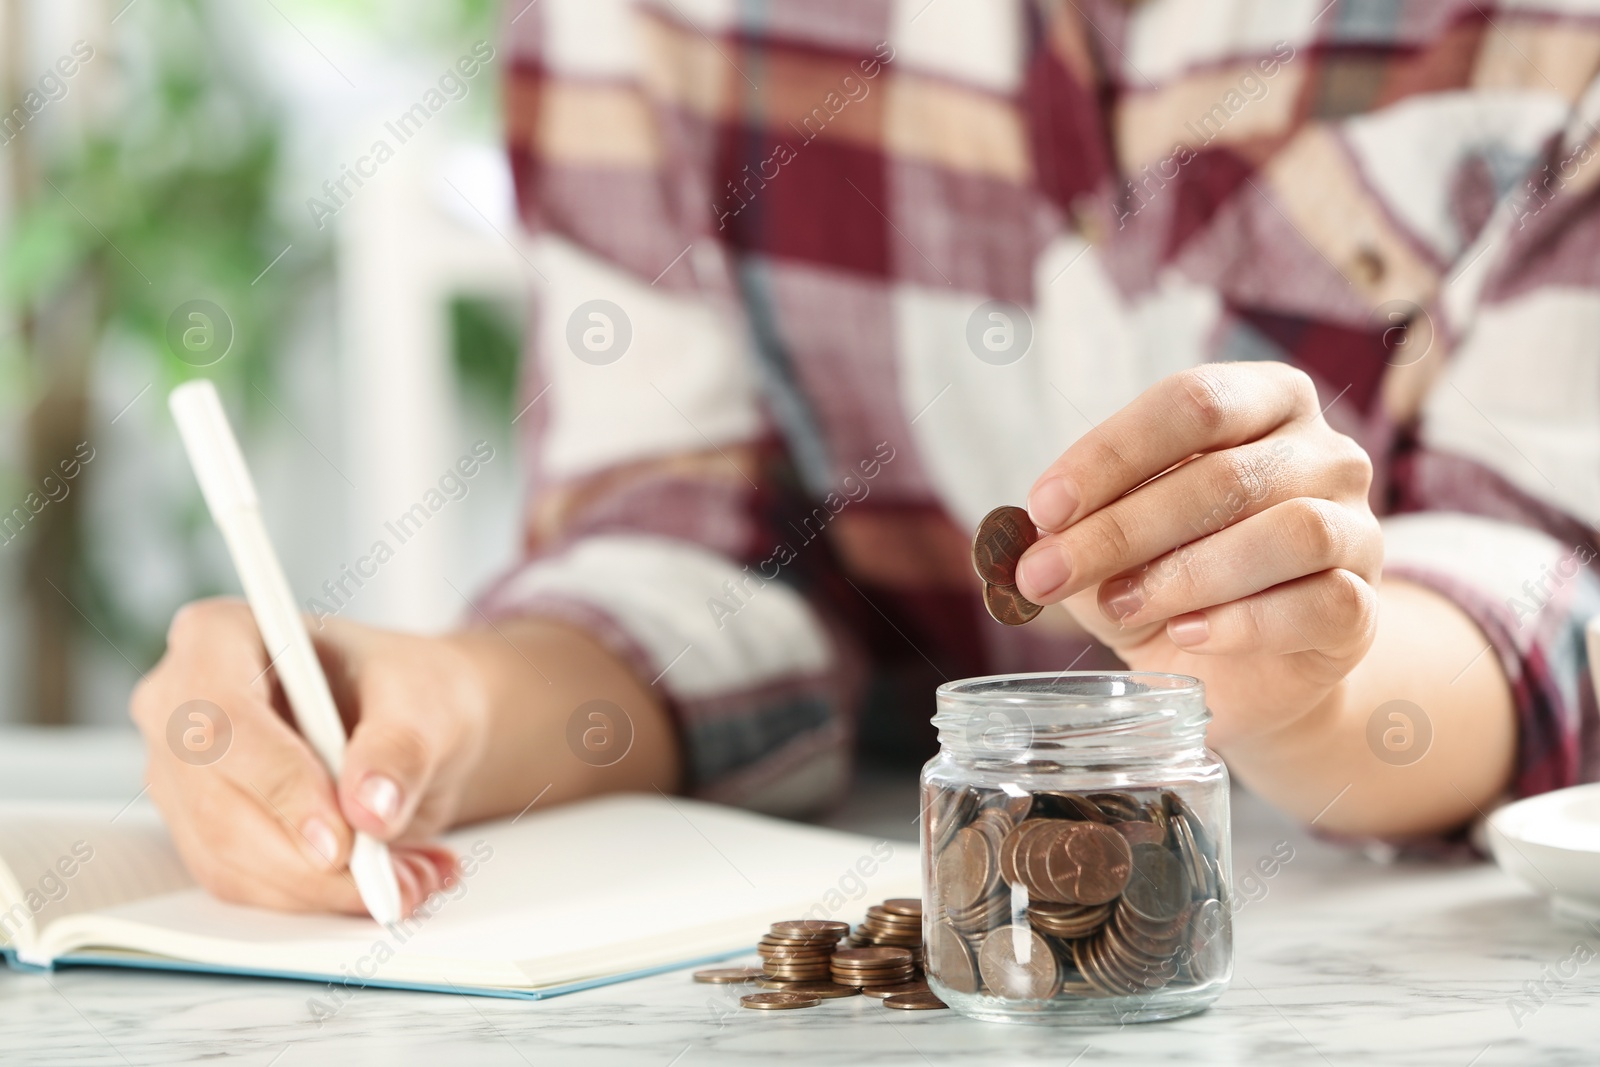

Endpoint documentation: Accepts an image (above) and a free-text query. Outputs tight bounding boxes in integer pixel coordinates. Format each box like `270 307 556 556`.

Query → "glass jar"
920 672 1231 1024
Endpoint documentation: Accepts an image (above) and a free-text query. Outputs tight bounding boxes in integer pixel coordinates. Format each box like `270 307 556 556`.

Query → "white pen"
169 379 402 925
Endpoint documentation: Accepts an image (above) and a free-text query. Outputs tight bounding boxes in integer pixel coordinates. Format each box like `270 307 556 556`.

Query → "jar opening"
933 672 1209 760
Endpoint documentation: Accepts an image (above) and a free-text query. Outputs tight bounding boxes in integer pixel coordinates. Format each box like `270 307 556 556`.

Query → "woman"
132 0 1599 914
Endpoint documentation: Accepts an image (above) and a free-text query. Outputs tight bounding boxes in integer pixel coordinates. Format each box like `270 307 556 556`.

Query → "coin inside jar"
937 826 996 911
1123 843 1189 922
977 925 1061 1001
928 919 978 994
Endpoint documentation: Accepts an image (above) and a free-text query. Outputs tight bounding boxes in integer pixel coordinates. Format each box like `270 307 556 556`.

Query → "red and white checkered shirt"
483 0 1600 818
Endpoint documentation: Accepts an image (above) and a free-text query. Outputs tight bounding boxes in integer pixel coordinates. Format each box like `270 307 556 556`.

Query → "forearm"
443 618 682 825
1221 578 1516 838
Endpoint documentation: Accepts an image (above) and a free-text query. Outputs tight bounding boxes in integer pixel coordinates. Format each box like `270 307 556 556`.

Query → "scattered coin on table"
882 991 949 1010
740 992 821 1010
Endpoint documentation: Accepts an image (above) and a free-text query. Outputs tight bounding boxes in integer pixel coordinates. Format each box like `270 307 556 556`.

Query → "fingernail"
404 854 441 905
357 774 402 824
300 817 339 869
1017 546 1071 601
391 854 421 914
1027 478 1079 531
1169 615 1210 647
1102 578 1143 622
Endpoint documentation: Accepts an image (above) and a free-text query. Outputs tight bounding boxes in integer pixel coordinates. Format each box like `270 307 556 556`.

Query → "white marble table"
1 728 1595 1066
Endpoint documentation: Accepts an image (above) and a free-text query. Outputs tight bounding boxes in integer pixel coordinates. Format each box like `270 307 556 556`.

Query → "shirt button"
1350 245 1386 286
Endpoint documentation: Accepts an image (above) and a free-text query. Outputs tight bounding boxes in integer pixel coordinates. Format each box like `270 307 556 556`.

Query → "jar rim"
936 671 1204 708
933 671 1209 749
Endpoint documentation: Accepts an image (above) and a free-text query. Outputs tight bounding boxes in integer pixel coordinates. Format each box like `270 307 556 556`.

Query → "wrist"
1214 675 1349 770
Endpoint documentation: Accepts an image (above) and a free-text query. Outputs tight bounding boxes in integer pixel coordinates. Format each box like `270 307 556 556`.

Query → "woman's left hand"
1014 361 1382 748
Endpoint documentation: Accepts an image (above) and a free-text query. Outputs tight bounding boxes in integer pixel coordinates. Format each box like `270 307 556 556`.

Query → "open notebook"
0 794 918 1000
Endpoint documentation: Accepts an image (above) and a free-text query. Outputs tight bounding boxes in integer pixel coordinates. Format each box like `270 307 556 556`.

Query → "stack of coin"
830 946 917 988
756 919 850 984
972 505 1042 626
700 908 948 1011
925 786 1228 1002
848 898 923 965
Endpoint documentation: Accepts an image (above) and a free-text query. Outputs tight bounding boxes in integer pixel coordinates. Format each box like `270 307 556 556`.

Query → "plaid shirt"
485 0 1600 816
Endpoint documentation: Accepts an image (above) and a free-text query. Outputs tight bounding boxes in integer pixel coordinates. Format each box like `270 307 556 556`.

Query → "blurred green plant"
1 0 506 723
450 296 522 423
1 0 303 722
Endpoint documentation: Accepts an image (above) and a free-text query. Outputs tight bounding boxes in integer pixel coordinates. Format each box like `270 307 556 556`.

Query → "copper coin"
1073 936 1138 997
984 790 1035 823
1183 898 1229 983
883 991 949 1010
881 898 923 917
1170 810 1216 900
982 582 1043 626
832 947 913 964
937 826 995 911
978 924 1061 1000
693 967 764 984
1114 820 1166 848
1025 821 1077 902
1123 843 1189 922
741 992 821 1010
1060 822 1133 905
998 818 1046 888
1089 791 1145 822
770 920 850 938
1034 791 1107 822
759 944 835 957
761 931 844 945
770 981 861 998
971 806 1017 847
928 919 978 994
861 980 930 999
946 891 1009 933
972 505 1038 586
831 963 917 978
928 785 977 856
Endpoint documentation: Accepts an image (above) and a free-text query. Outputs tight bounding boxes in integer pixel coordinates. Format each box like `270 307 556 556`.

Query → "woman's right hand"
129 598 491 916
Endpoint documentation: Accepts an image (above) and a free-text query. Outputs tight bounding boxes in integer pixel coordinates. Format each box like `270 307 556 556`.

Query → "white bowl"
1487 783 1600 921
